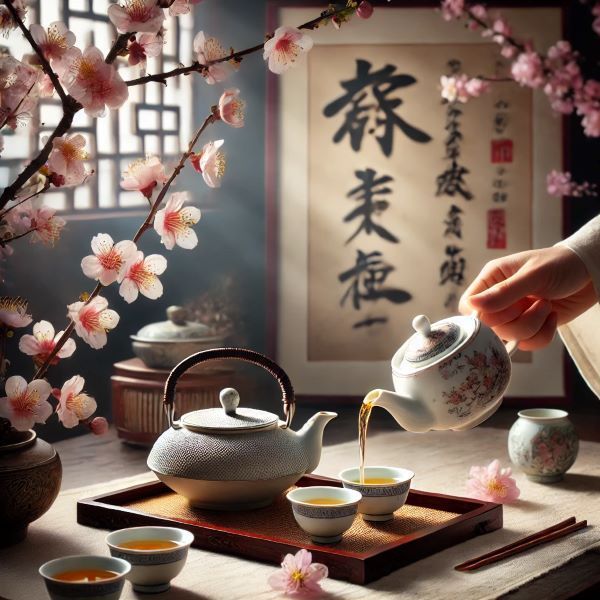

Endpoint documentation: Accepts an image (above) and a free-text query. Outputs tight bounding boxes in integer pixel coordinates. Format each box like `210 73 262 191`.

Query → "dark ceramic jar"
0 429 62 546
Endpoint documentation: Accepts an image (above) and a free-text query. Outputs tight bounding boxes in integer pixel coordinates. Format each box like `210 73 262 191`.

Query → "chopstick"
455 517 588 572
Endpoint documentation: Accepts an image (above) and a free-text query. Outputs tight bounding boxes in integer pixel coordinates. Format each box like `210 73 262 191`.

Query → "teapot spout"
365 389 433 433
296 411 337 473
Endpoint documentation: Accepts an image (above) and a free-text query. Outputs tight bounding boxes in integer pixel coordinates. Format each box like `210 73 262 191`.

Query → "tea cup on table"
286 486 362 544
339 466 414 522
106 526 194 594
39 555 131 600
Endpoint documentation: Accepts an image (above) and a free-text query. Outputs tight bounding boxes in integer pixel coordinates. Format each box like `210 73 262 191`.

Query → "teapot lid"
399 314 476 372
180 388 278 433
133 306 216 342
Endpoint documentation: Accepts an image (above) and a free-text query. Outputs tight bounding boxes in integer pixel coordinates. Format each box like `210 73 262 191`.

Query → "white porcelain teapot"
148 348 337 510
365 313 517 433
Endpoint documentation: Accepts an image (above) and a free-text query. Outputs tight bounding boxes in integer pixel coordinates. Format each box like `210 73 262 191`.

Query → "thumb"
469 270 540 313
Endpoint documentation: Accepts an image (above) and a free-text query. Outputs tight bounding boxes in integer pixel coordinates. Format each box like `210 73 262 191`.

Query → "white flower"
81 233 137 286
108 0 165 34
0 375 52 431
67 296 120 350
56 375 96 428
193 31 230 84
153 192 201 250
119 252 167 303
19 320 76 364
0 296 32 328
190 140 226 188
263 26 313 74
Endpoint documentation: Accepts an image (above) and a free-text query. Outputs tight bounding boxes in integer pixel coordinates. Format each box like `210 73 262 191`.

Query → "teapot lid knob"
219 388 240 415
412 314 431 337
166 305 187 326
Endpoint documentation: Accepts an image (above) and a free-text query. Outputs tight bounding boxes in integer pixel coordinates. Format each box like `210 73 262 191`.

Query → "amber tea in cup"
53 569 119 582
117 539 179 550
303 497 345 506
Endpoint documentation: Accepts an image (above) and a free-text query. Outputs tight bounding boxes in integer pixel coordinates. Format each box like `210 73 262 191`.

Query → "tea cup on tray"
286 485 362 544
106 526 194 594
39 555 131 600
339 466 414 522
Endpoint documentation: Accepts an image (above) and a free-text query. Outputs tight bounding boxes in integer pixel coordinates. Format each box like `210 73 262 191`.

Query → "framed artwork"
266 3 567 404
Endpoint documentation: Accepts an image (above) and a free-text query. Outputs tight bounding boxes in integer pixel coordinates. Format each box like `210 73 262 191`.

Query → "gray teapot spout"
365 389 434 433
296 411 337 473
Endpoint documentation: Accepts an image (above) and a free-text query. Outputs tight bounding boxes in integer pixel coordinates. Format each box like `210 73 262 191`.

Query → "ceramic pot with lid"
147 348 337 510
364 313 517 433
131 306 224 369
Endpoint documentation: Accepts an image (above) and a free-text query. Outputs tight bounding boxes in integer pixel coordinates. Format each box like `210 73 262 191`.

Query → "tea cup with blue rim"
339 466 414 521
106 526 193 594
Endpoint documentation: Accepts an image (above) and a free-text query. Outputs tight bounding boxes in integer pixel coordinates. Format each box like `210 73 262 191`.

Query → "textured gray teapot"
147 348 337 510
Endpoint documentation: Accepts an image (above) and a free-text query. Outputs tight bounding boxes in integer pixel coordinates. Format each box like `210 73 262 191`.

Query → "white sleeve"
557 214 600 300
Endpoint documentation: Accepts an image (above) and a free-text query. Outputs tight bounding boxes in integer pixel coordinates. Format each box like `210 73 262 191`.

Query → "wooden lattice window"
0 0 194 214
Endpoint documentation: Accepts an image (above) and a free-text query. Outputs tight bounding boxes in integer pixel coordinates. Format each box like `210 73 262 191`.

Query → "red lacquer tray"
77 474 502 584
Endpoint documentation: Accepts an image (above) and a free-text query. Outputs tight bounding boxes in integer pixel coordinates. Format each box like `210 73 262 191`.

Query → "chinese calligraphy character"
443 204 464 238
344 168 399 244
339 250 411 325
323 59 432 157
439 245 466 285
494 100 510 135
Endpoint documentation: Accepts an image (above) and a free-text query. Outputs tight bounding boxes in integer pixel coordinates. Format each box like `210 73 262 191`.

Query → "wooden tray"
77 474 502 584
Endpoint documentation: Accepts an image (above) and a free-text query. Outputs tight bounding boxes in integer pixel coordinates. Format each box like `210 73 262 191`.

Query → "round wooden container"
111 358 237 447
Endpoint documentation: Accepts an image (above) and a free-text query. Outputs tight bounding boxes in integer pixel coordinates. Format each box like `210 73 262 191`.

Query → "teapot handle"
472 311 518 356
163 347 296 429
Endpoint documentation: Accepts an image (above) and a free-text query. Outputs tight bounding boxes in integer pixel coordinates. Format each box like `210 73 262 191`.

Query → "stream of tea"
358 398 375 485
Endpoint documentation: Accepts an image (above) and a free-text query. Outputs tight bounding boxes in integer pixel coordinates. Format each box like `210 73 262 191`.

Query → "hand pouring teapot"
365 313 517 433
148 348 337 510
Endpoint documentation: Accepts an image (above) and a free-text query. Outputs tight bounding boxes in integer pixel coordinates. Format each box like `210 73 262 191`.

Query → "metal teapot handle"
163 347 296 429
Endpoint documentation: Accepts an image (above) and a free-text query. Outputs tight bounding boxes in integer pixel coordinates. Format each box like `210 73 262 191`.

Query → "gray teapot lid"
180 388 278 433
134 306 214 341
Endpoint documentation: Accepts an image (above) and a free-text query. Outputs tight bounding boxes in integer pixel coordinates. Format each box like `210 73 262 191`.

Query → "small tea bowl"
286 485 361 544
39 555 130 600
339 466 414 521
106 526 194 594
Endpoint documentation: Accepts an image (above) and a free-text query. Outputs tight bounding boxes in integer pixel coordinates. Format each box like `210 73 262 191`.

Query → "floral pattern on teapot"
439 346 510 419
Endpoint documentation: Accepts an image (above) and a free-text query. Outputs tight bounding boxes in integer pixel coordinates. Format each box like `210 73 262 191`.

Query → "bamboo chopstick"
455 517 587 572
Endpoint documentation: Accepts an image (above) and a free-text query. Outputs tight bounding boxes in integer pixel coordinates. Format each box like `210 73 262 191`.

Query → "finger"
477 297 536 328
459 261 508 315
493 299 553 341
518 312 558 351
469 269 543 313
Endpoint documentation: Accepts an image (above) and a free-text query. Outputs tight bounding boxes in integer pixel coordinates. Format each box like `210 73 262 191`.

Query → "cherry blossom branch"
2 0 68 105
0 181 50 221
0 226 38 245
105 32 132 64
32 112 217 380
126 3 353 87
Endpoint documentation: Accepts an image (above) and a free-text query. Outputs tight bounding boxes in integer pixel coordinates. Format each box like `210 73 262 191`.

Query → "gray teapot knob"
412 314 431 337
220 388 240 415
167 305 187 326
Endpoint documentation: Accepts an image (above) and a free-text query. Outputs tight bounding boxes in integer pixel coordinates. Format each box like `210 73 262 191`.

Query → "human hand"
459 246 596 350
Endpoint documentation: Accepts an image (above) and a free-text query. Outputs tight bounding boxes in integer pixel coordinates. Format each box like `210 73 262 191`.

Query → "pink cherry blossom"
218 89 245 128
482 17 512 44
108 0 165 34
546 170 597 197
47 133 90 187
89 416 109 435
120 155 167 198
127 32 164 68
511 51 545 88
153 191 201 250
0 296 32 328
190 139 226 188
81 233 137 286
466 459 520 504
0 375 52 432
0 0 27 35
61 46 128 117
0 56 41 129
356 1 374 19
263 26 314 75
19 320 76 365
440 0 465 21
119 251 167 303
169 0 202 16
67 296 120 350
193 31 230 84
465 77 489 98
441 75 487 104
268 549 328 595
28 206 66 246
55 375 97 429
29 22 76 67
